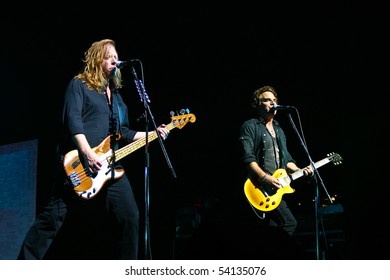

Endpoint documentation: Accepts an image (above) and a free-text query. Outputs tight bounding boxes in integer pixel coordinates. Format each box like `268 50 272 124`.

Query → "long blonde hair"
75 39 123 94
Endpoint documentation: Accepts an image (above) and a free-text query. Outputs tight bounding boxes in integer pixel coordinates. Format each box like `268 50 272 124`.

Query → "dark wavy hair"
251 85 278 108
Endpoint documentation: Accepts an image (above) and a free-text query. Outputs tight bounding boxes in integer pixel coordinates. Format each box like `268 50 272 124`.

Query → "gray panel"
0 139 37 260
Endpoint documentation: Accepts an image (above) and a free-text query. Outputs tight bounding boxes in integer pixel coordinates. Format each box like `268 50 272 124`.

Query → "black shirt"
238 117 296 175
61 77 137 154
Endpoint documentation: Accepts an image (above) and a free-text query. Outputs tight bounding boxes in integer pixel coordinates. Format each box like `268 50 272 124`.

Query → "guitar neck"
114 122 176 161
290 157 331 181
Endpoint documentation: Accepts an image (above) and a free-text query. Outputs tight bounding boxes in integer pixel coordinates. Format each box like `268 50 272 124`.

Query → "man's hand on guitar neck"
300 165 314 177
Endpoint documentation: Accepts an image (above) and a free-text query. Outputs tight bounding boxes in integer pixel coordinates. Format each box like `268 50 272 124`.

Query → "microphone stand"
284 108 333 260
129 64 176 260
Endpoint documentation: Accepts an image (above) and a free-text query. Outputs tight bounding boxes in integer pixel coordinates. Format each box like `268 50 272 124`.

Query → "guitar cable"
249 203 266 219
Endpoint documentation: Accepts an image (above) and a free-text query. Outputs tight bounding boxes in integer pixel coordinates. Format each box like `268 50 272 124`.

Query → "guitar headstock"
170 109 196 129
327 152 343 165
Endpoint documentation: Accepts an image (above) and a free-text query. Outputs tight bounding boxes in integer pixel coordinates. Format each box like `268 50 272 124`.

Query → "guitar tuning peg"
170 111 175 116
179 109 186 115
185 108 190 114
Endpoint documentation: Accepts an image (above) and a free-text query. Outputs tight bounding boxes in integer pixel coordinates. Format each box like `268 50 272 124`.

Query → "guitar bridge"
68 172 81 188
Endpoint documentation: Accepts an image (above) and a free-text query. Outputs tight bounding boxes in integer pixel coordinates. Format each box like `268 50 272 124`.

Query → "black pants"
17 174 139 260
267 200 297 235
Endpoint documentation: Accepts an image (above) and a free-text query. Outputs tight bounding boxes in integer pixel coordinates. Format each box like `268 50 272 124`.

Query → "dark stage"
1 3 387 260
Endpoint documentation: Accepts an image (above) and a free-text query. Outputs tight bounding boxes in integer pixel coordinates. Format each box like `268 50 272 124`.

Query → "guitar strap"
108 87 122 178
111 92 122 139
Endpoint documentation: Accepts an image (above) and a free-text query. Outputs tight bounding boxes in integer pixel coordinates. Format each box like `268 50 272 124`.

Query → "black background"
1 3 388 259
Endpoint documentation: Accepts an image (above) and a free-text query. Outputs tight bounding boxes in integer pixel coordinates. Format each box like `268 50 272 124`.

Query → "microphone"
272 104 295 111
116 60 137 69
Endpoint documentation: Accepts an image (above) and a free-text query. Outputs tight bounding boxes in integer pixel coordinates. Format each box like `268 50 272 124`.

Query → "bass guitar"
244 152 342 212
63 112 196 200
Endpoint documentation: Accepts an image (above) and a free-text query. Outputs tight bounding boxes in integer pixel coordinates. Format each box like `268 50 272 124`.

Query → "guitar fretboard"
114 122 176 161
290 157 334 181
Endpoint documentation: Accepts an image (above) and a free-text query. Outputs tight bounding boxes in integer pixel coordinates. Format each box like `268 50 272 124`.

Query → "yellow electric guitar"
63 111 196 200
244 152 342 212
